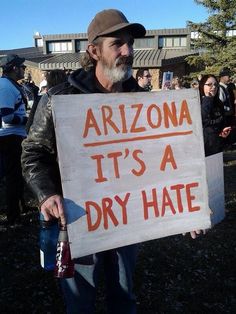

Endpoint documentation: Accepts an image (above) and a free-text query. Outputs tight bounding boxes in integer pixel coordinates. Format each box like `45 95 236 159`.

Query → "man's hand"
183 229 207 239
40 194 66 226
219 126 231 138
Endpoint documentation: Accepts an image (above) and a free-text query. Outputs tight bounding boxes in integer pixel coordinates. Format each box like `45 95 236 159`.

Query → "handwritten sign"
52 89 211 258
162 71 173 90
206 152 225 225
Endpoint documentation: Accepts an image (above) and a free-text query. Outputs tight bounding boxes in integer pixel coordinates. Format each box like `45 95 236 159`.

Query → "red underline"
83 130 193 147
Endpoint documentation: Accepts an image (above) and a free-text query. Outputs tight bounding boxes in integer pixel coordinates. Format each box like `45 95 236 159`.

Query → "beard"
101 55 133 83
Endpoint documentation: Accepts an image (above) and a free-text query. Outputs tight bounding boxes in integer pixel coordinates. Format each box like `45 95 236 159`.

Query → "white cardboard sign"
52 89 211 258
205 152 225 225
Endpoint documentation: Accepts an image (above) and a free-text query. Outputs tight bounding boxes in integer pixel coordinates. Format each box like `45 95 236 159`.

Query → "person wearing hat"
0 54 28 226
22 9 146 313
219 67 235 127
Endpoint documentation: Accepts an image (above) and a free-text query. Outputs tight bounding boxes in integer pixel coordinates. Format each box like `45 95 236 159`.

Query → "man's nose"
121 43 133 56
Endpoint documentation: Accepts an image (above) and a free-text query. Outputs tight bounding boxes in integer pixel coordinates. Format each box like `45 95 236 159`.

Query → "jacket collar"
68 68 143 93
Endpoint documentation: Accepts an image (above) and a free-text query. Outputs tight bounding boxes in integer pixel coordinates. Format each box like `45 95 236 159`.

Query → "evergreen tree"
186 0 236 76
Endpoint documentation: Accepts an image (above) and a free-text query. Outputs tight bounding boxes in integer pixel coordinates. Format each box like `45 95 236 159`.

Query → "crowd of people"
0 8 236 314
135 69 236 156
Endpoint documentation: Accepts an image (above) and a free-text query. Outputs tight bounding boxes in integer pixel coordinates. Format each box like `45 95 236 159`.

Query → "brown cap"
87 9 146 43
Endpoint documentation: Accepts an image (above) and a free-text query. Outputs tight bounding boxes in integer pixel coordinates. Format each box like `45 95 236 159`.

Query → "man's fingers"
184 229 208 238
190 231 197 239
57 198 66 226
40 195 66 225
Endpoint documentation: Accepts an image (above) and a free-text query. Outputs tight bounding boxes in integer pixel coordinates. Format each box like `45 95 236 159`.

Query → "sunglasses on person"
143 75 152 78
17 64 26 70
204 82 219 87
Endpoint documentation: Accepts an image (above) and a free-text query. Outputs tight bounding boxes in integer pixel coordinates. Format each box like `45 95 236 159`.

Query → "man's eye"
129 38 134 46
113 40 122 47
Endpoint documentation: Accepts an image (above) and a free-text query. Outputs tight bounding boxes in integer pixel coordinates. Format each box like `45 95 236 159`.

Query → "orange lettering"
132 149 146 176
107 151 122 178
130 104 146 133
83 108 101 138
171 184 185 213
101 105 120 135
142 188 159 220
114 193 130 225
179 100 192 125
161 187 176 216
186 182 200 212
119 104 128 133
147 104 162 128
160 145 177 171
163 102 178 128
91 154 107 182
102 198 119 229
86 201 102 231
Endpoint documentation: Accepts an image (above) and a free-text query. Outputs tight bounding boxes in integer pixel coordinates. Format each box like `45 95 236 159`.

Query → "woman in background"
199 74 231 156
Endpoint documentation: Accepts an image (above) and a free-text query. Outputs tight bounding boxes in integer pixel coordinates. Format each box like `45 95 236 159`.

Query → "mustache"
116 56 133 66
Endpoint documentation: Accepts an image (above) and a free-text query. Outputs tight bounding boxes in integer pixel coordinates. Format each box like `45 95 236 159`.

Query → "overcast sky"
0 0 209 50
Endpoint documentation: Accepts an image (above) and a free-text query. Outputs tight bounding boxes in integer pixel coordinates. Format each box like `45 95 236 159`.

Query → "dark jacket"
201 96 225 156
21 68 143 205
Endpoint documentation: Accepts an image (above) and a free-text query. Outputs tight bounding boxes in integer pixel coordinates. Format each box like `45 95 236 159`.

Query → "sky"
0 0 209 50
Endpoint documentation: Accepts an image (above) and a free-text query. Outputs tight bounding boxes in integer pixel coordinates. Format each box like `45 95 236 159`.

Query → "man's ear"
87 44 100 61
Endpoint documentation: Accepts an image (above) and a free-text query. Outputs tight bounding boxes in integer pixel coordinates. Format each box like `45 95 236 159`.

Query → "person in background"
25 69 68 134
21 73 39 109
46 69 68 90
135 68 152 91
219 67 235 126
171 76 184 90
0 54 28 226
199 74 231 156
190 79 199 90
39 71 48 95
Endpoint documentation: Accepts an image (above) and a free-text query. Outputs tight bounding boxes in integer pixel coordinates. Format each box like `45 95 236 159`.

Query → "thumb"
57 197 67 226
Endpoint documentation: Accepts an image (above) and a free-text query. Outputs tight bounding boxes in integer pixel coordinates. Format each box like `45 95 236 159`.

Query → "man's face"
15 64 26 80
221 75 230 84
97 32 134 83
138 70 152 89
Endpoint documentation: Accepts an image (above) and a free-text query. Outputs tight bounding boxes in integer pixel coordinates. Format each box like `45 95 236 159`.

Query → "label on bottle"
40 249 45 268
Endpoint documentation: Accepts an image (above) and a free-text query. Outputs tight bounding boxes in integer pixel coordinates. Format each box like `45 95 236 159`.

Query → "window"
35 38 43 47
226 30 236 37
75 40 88 52
134 37 155 49
166 37 173 47
191 31 200 39
158 36 187 48
48 41 72 53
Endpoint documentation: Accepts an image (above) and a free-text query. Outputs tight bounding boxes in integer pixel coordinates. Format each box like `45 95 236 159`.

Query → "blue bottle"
39 213 59 271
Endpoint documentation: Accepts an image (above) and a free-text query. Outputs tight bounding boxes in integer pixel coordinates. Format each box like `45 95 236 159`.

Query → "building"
0 28 198 89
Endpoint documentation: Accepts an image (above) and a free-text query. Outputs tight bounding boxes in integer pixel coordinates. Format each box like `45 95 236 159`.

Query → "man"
39 71 48 94
22 9 202 313
22 9 145 314
219 67 235 126
21 73 39 109
135 68 152 91
0 54 28 226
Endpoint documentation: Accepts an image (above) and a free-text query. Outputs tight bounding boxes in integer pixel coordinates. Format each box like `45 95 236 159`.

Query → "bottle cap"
58 227 68 242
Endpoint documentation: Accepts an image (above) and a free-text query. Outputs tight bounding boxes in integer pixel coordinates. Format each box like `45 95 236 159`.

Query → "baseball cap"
219 67 231 77
87 9 146 43
0 54 25 70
